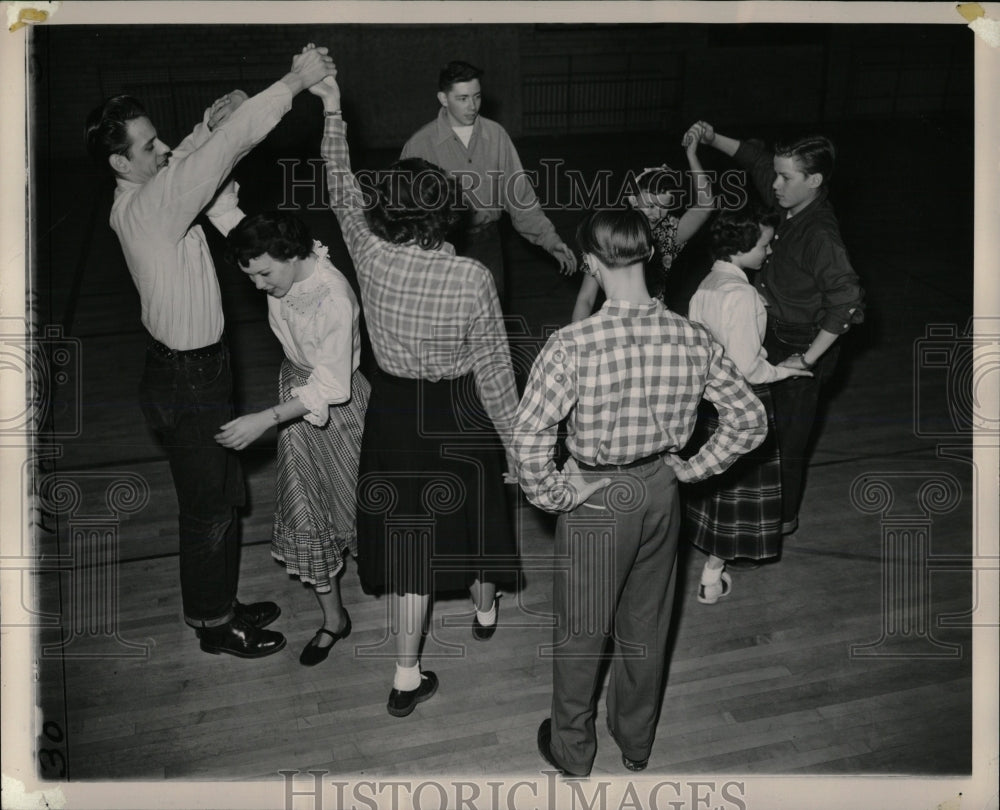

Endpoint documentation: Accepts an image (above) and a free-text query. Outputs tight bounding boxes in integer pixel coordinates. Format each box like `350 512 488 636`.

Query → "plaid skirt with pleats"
271 360 370 591
682 383 782 560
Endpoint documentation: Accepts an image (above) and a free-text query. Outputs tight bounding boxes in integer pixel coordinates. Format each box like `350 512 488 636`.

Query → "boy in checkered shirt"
514 208 767 777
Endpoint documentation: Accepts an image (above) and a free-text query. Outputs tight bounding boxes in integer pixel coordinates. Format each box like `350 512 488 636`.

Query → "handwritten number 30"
39 721 66 777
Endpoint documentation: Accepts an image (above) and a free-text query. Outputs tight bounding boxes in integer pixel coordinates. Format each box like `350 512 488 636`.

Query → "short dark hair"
438 60 483 92
774 135 836 184
576 209 653 269
365 158 461 250
84 95 148 172
709 208 777 262
225 211 314 268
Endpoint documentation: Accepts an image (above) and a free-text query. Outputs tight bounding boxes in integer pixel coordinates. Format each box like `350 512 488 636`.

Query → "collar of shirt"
434 107 490 147
114 176 143 196
710 259 749 283
781 186 829 227
598 298 663 318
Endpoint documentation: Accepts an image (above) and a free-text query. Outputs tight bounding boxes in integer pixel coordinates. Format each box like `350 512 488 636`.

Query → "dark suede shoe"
199 615 286 659
473 596 499 641
234 599 281 628
387 671 438 717
537 718 590 777
299 610 352 667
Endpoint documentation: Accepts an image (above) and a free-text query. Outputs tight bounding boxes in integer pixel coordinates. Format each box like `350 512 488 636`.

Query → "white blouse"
688 260 799 385
267 243 362 426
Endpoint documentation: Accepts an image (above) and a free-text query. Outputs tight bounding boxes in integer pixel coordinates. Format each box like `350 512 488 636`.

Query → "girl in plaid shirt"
312 61 519 718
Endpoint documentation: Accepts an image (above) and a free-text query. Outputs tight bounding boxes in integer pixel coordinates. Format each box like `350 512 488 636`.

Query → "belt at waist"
147 337 224 361
576 451 666 473
375 368 472 387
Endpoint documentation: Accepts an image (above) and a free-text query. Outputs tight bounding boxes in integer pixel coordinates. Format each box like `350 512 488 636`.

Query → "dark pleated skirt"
272 361 370 591
356 370 517 596
682 383 782 560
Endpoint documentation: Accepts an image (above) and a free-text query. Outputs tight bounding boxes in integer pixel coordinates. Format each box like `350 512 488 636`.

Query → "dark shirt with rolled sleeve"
733 140 865 335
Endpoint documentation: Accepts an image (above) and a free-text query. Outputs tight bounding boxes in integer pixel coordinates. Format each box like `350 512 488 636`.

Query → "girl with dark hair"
313 61 519 717
218 210 370 666
684 210 812 603
571 121 715 321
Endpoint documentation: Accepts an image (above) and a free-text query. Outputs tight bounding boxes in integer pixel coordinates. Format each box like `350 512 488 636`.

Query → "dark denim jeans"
138 342 245 627
763 319 840 525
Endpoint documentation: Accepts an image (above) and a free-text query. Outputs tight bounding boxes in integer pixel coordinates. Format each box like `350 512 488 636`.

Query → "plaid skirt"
271 360 370 591
356 369 517 597
682 383 782 560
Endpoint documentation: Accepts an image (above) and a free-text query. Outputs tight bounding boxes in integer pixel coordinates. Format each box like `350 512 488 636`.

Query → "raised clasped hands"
300 43 340 103
292 42 336 91
682 120 715 150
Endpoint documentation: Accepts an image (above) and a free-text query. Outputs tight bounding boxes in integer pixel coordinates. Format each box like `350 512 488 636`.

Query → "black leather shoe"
606 716 648 772
622 754 648 772
299 610 352 667
387 671 438 717
199 616 286 659
234 599 281 628
537 718 590 777
473 596 500 641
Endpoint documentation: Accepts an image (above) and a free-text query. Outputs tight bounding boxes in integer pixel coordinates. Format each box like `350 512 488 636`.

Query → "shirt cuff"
290 383 330 427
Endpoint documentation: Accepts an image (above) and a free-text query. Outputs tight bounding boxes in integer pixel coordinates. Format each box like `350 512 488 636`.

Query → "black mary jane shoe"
387 671 438 717
299 611 352 667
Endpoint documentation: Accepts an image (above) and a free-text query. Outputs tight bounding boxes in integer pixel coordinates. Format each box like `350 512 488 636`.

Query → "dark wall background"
29 23 974 340
32 23 970 158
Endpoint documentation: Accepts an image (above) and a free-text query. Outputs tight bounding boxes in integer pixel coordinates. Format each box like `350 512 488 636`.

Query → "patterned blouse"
648 214 683 300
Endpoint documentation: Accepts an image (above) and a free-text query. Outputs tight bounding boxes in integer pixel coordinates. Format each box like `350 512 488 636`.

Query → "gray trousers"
549 458 680 775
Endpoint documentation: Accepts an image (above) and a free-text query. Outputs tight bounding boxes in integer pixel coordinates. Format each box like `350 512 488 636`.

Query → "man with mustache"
84 46 335 658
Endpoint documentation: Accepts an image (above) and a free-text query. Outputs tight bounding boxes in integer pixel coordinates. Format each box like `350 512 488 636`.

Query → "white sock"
393 662 422 692
475 603 497 627
701 563 724 585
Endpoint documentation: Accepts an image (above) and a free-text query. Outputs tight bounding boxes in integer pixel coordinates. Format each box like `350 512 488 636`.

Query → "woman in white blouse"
217 212 370 666
684 210 812 604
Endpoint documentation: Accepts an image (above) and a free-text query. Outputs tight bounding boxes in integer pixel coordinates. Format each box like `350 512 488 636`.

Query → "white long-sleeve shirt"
110 81 292 350
267 244 362 427
688 260 802 384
